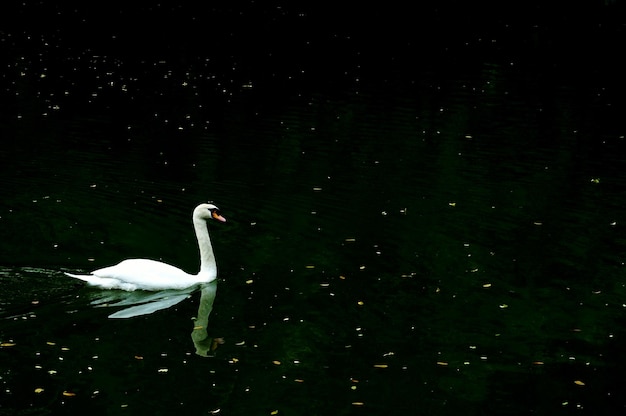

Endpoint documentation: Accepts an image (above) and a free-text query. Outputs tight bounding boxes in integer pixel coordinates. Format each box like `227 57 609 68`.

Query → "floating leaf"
436 361 449 366
482 283 492 288
246 279 254 284
46 342 56 346
271 410 279 415
235 341 246 346
499 304 508 309
574 380 585 386
134 356 144 360
357 301 364 306
373 364 388 368
157 368 168 373
352 402 364 406
448 202 456 207
532 361 544 365
62 391 76 397
1 343 16 347
272 360 281 365
34 388 44 394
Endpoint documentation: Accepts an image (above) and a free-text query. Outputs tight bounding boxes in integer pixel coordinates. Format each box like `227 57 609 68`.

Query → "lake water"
2 3 626 415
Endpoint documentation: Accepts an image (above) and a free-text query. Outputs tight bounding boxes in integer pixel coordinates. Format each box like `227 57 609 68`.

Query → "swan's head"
194 203 226 223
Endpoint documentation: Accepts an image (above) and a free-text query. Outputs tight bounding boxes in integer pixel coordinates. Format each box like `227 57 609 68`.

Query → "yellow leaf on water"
574 380 585 386
46 342 56 346
1 343 16 347
436 361 449 366
373 364 388 368
352 402 364 406
482 283 492 288
62 391 76 397
271 410 279 415
272 360 281 365
246 279 254 284
34 388 44 394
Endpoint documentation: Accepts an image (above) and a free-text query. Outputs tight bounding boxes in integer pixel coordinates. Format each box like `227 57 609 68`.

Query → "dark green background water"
2 2 626 415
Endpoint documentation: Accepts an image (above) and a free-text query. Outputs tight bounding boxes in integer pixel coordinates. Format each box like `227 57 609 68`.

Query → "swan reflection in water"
190 281 224 357
88 280 223 357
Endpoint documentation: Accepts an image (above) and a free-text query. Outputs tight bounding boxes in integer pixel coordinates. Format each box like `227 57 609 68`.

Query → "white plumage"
64 203 225 291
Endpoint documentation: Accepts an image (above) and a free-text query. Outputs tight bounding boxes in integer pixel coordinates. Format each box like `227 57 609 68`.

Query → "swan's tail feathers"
64 272 93 282
64 272 129 290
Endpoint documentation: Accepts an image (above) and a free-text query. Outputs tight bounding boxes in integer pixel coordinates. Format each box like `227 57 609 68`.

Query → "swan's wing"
91 259 195 290
108 294 190 319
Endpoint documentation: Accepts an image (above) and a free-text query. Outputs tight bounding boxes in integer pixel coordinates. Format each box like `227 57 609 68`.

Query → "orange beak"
212 211 226 222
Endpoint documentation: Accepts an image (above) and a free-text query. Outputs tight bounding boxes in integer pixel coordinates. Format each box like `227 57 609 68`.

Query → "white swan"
64 203 226 291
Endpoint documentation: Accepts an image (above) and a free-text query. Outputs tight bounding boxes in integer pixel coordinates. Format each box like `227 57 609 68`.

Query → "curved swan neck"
193 217 216 277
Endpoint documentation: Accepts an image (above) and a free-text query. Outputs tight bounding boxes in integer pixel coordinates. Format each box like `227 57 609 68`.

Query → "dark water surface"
2 2 626 415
